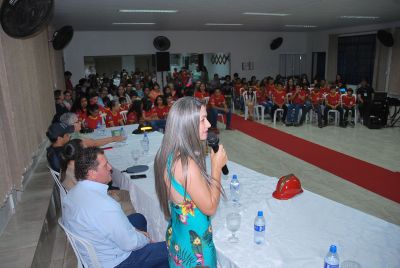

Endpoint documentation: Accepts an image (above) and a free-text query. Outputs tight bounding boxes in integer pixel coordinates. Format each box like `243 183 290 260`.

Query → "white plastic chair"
58 218 101 268
100 113 107 125
254 105 265 121
327 110 340 125
273 108 284 126
48 167 67 201
120 110 128 124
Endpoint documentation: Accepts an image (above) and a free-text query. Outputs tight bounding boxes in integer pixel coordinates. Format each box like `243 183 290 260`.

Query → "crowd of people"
45 67 375 267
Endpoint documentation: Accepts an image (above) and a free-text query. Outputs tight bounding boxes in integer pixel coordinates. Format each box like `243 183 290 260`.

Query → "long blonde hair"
154 97 212 219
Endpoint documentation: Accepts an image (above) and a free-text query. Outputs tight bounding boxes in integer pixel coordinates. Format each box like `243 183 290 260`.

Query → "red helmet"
272 174 303 200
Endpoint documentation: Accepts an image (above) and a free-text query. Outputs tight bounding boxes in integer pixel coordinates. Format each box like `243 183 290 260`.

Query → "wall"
204 53 231 78
0 24 64 209
63 31 309 85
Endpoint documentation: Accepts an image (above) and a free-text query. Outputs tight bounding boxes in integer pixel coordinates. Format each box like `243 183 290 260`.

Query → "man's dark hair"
75 147 104 180
54 90 62 100
64 71 72 76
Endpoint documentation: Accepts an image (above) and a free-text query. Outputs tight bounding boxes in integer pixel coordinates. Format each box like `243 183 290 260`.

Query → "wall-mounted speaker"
156 52 170 72
0 0 54 38
153 36 171 51
52 25 74 50
270 37 283 50
377 30 394 47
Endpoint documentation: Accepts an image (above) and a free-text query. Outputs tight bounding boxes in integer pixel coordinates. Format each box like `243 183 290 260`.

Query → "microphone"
207 132 229 175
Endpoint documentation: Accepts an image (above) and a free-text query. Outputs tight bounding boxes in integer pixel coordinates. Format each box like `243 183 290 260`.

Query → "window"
337 34 376 85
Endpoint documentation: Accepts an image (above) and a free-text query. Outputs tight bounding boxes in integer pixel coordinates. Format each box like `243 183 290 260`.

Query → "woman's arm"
82 136 124 147
183 145 227 216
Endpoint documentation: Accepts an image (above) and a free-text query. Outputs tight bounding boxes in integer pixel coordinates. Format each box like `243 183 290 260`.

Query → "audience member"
46 122 74 171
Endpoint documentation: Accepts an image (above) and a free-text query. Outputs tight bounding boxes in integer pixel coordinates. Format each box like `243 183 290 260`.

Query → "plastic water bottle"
96 122 101 135
142 132 150 154
120 127 127 145
254 211 266 245
230 175 240 205
324 245 339 268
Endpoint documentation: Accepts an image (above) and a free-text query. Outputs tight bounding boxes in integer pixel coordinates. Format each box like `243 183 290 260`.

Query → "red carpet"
230 114 400 203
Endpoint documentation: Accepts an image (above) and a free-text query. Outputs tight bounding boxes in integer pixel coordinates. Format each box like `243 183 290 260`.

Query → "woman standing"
154 97 227 268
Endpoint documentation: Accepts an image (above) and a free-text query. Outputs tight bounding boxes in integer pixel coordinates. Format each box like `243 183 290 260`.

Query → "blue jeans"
286 104 302 123
210 108 232 128
149 119 166 132
116 213 169 268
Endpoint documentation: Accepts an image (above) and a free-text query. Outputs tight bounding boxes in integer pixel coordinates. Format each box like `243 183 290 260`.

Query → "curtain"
326 34 338 83
388 28 400 97
0 25 63 206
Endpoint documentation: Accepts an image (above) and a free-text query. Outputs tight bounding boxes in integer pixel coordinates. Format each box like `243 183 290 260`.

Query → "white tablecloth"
96 125 400 268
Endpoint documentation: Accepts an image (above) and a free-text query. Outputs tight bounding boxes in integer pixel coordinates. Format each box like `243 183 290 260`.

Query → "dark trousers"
270 104 288 122
300 103 313 124
116 213 169 268
149 119 166 132
324 106 344 125
210 108 232 128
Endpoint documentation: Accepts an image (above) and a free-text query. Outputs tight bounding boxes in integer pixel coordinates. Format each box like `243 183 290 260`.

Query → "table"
94 125 400 268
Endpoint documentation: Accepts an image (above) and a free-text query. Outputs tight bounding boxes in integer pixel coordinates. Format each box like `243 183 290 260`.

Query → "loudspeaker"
198 54 204 68
52 25 74 50
156 52 170 72
377 30 394 47
270 37 283 50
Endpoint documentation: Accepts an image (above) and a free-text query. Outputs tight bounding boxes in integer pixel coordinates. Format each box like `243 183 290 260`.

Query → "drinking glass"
130 149 141 165
226 212 241 243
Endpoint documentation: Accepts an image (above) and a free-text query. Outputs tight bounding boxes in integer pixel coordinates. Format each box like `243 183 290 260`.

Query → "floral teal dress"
166 155 216 268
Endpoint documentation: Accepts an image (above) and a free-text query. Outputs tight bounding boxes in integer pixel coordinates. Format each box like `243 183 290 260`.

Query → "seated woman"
142 98 167 132
106 100 124 127
126 100 140 125
148 83 163 103
243 85 257 120
194 82 210 102
59 139 135 215
84 104 103 130
71 95 88 123
153 96 170 120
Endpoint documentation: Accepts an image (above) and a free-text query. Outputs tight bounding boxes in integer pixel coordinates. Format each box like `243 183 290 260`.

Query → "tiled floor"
1 114 399 267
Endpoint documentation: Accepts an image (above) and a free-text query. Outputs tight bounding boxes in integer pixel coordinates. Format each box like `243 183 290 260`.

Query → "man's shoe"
225 127 234 130
318 123 323 128
285 122 293 127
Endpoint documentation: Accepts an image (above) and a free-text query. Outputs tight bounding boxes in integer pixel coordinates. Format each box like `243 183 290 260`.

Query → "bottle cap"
232 175 237 179
329 245 337 253
257 211 263 217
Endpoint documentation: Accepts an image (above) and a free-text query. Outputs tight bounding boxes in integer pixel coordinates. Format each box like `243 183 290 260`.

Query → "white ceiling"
53 0 400 32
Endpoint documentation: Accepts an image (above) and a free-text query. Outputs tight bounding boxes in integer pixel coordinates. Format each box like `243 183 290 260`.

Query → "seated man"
62 147 169 268
270 83 288 122
286 85 306 126
342 88 357 126
323 86 345 127
209 88 233 131
46 122 75 171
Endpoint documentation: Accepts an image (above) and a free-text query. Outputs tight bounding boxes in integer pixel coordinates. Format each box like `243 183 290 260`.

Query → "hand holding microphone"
207 132 229 175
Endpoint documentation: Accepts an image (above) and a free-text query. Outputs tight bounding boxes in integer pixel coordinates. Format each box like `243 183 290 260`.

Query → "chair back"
58 218 101 268
48 167 67 200
120 110 128 124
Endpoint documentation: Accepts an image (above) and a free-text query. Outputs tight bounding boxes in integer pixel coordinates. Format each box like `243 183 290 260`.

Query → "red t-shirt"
119 104 129 112
320 86 330 95
209 94 226 108
266 84 276 97
194 91 209 100
126 112 138 124
310 91 324 105
85 115 102 130
273 90 286 106
154 105 169 119
342 94 356 107
257 89 267 104
234 84 242 96
106 111 122 127
326 93 340 106
76 109 87 122
291 90 307 105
